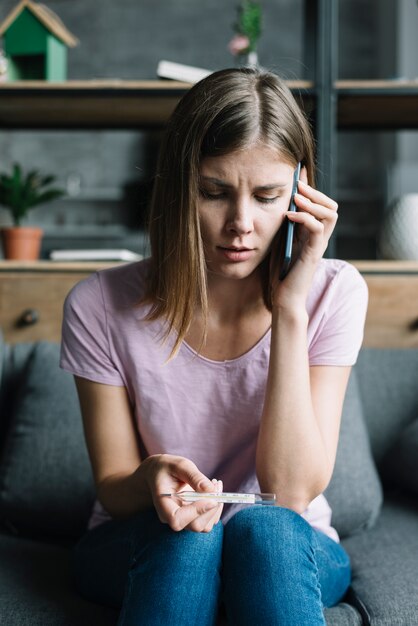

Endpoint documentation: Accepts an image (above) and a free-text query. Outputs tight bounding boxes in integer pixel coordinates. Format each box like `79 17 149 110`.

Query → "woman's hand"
144 454 223 533
271 168 338 310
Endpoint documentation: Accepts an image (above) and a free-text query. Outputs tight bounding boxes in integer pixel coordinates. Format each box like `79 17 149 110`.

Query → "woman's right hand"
143 454 223 533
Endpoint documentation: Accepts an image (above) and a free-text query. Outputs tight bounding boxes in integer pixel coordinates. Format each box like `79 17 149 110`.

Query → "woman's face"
198 143 295 281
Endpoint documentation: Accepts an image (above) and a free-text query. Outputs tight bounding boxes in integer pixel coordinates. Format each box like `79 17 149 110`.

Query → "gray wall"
0 0 398 258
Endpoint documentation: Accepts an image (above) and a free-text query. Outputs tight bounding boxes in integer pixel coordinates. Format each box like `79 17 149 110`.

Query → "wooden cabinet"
1 261 417 348
0 261 115 344
354 262 418 349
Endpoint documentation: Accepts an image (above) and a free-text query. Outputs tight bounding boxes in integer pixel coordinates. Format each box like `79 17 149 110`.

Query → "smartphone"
279 162 302 281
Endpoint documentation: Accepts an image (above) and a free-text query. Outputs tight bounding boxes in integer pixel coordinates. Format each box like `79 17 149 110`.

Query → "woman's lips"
217 246 255 262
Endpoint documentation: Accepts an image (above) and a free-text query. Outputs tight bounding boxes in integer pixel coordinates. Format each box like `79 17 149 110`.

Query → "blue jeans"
73 506 351 626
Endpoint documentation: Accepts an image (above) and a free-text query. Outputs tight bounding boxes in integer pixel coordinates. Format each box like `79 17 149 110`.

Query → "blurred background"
0 0 417 260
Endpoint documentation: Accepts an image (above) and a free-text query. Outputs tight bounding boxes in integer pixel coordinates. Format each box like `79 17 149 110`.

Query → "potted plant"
228 1 263 67
0 163 65 260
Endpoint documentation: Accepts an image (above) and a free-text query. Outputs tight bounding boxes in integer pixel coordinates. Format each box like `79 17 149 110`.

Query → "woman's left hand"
271 168 338 309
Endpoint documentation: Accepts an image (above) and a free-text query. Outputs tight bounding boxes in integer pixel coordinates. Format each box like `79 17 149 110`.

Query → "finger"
297 180 338 211
286 210 326 236
194 479 223 533
168 457 213 493
293 195 339 224
210 504 224 527
209 478 222 495
155 484 215 523
190 479 223 533
167 499 219 532
187 503 223 533
207 480 224 528
153 491 183 524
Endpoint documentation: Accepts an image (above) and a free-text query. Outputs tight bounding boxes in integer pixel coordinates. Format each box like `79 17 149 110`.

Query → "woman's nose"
226 198 254 234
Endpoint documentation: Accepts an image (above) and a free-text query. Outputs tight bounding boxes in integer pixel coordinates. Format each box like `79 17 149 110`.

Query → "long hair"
144 67 315 358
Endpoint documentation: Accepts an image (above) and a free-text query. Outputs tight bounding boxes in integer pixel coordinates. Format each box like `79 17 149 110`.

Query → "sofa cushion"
0 336 36 458
0 341 95 538
324 604 362 626
0 533 118 626
324 368 383 538
343 495 418 626
354 349 418 463
381 417 418 496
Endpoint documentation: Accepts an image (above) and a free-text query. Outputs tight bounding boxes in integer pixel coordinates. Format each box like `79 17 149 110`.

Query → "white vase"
378 194 418 260
243 51 259 68
0 49 8 82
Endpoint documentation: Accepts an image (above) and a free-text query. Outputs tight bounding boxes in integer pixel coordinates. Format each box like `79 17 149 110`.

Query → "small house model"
0 0 78 81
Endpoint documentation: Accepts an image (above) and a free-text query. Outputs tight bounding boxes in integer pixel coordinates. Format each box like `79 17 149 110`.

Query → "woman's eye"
256 196 279 204
200 189 226 200
199 189 279 204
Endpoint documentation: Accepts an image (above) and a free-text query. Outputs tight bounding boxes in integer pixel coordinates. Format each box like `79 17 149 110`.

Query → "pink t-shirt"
60 258 368 542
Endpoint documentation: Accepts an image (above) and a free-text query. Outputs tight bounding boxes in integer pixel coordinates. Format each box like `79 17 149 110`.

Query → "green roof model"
0 0 78 81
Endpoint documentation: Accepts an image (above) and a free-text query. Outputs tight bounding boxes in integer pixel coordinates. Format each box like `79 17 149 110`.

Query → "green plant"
229 0 262 56
0 163 65 227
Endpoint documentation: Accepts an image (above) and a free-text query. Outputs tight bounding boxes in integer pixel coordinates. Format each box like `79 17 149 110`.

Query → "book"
157 60 212 83
49 249 143 262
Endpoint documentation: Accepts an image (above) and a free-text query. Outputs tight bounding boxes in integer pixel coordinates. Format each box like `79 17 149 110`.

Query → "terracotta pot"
1 227 43 260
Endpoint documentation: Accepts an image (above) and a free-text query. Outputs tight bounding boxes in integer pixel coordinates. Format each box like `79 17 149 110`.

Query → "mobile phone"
279 162 302 281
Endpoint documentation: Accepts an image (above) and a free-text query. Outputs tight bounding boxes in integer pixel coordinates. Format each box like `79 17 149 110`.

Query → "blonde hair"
144 67 315 357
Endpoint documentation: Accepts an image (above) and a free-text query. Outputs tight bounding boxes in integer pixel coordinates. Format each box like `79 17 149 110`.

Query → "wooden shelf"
336 80 418 130
2 79 417 131
0 80 190 129
0 79 314 129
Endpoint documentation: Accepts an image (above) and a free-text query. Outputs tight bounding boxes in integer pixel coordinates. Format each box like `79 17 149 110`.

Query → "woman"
60 68 368 625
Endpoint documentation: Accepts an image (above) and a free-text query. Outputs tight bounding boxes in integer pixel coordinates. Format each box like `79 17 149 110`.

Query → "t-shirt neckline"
181 326 272 366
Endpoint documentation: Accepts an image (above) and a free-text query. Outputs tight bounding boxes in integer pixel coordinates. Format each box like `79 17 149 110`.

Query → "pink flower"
228 34 250 56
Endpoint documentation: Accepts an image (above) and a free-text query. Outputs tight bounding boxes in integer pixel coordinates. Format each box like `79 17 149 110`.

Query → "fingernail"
199 478 213 491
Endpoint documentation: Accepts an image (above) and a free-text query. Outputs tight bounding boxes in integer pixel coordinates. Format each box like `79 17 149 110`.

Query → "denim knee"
222 505 318 588
126 512 225 597
224 504 314 552
222 507 325 626
120 519 225 626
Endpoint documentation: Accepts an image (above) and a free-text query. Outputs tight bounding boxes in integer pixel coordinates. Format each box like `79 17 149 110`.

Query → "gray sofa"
0 336 417 625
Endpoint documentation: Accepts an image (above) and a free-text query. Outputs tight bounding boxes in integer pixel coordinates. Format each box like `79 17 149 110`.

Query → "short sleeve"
309 263 368 367
60 273 124 386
